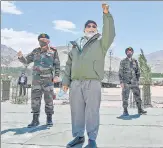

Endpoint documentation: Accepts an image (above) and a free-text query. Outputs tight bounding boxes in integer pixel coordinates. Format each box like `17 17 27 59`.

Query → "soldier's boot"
123 108 129 116
137 103 147 115
27 114 40 128
138 107 147 115
46 114 53 126
138 108 147 115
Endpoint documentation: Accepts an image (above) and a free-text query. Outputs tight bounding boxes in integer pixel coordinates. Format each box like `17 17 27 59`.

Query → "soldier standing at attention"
62 3 115 148
17 33 60 127
119 47 147 116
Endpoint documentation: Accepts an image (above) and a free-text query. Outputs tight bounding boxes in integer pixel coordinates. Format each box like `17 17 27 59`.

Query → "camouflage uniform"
119 57 142 109
19 47 60 114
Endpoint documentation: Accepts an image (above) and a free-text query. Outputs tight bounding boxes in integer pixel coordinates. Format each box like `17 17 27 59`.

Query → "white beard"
85 31 97 39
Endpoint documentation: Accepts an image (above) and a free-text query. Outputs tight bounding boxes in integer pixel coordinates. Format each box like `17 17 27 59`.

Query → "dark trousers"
19 83 26 96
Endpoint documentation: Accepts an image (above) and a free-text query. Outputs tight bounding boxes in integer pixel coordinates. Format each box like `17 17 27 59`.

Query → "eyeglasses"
86 25 97 28
127 47 133 51
127 50 133 53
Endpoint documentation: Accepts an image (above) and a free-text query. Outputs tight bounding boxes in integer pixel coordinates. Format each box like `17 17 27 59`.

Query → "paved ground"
53 87 163 108
1 87 163 148
1 100 163 148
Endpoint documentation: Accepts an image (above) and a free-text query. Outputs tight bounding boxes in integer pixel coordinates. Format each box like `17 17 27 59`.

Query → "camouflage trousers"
122 83 142 108
31 76 54 114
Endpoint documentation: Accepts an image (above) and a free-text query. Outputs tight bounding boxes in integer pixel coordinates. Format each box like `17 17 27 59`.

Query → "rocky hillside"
1 44 17 67
0 44 121 71
146 50 163 73
1 44 163 73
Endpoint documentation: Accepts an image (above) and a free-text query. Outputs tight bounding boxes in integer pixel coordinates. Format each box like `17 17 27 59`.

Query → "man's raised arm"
100 4 116 56
17 50 34 65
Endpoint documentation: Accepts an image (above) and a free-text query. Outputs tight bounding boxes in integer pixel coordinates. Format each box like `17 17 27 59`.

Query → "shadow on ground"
1 125 50 135
116 114 141 120
66 143 84 148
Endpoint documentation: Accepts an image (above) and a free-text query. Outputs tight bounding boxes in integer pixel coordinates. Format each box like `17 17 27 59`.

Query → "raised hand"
102 3 109 14
17 51 23 58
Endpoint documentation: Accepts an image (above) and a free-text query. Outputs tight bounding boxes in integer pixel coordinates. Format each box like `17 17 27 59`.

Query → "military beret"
38 33 50 40
125 47 134 54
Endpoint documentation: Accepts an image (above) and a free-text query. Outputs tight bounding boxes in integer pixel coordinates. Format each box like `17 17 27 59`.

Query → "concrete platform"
1 101 163 148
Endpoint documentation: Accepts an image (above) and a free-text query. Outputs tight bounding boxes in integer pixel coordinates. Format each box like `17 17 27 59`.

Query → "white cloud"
1 1 22 15
53 20 78 34
1 28 39 54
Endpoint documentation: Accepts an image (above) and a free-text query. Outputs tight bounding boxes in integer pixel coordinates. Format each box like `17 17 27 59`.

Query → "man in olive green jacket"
62 3 115 148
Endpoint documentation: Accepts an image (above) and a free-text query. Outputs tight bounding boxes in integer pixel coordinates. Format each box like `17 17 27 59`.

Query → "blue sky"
1 1 163 57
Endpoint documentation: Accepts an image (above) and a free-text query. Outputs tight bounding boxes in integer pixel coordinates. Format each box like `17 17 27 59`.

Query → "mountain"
0 44 121 71
1 44 163 73
1 44 17 66
146 50 163 73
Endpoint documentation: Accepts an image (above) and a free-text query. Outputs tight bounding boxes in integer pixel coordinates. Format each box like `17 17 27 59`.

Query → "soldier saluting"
119 47 147 116
17 33 60 127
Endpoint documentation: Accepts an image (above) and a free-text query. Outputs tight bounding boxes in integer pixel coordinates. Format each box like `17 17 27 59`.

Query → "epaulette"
121 58 127 64
50 46 57 51
31 48 40 54
33 47 41 51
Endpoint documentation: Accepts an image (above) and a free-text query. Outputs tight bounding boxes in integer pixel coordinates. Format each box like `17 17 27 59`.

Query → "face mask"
85 31 97 39
127 53 133 58
39 40 47 47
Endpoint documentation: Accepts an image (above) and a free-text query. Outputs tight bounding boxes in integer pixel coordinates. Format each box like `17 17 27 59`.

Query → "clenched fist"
102 3 109 14
17 51 23 58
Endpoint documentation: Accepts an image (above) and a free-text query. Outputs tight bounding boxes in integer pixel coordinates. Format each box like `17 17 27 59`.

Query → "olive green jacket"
62 13 115 86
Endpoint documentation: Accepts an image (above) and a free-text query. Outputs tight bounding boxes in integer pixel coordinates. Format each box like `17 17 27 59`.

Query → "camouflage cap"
125 47 134 54
38 33 50 40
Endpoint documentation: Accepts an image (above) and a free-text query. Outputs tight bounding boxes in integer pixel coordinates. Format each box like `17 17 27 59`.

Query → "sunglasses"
86 25 97 28
127 50 133 53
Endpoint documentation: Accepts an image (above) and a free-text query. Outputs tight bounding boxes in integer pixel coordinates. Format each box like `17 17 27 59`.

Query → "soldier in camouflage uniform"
119 47 147 116
17 33 60 127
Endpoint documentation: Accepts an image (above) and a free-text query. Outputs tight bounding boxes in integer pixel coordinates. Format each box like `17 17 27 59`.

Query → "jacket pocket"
93 60 104 79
